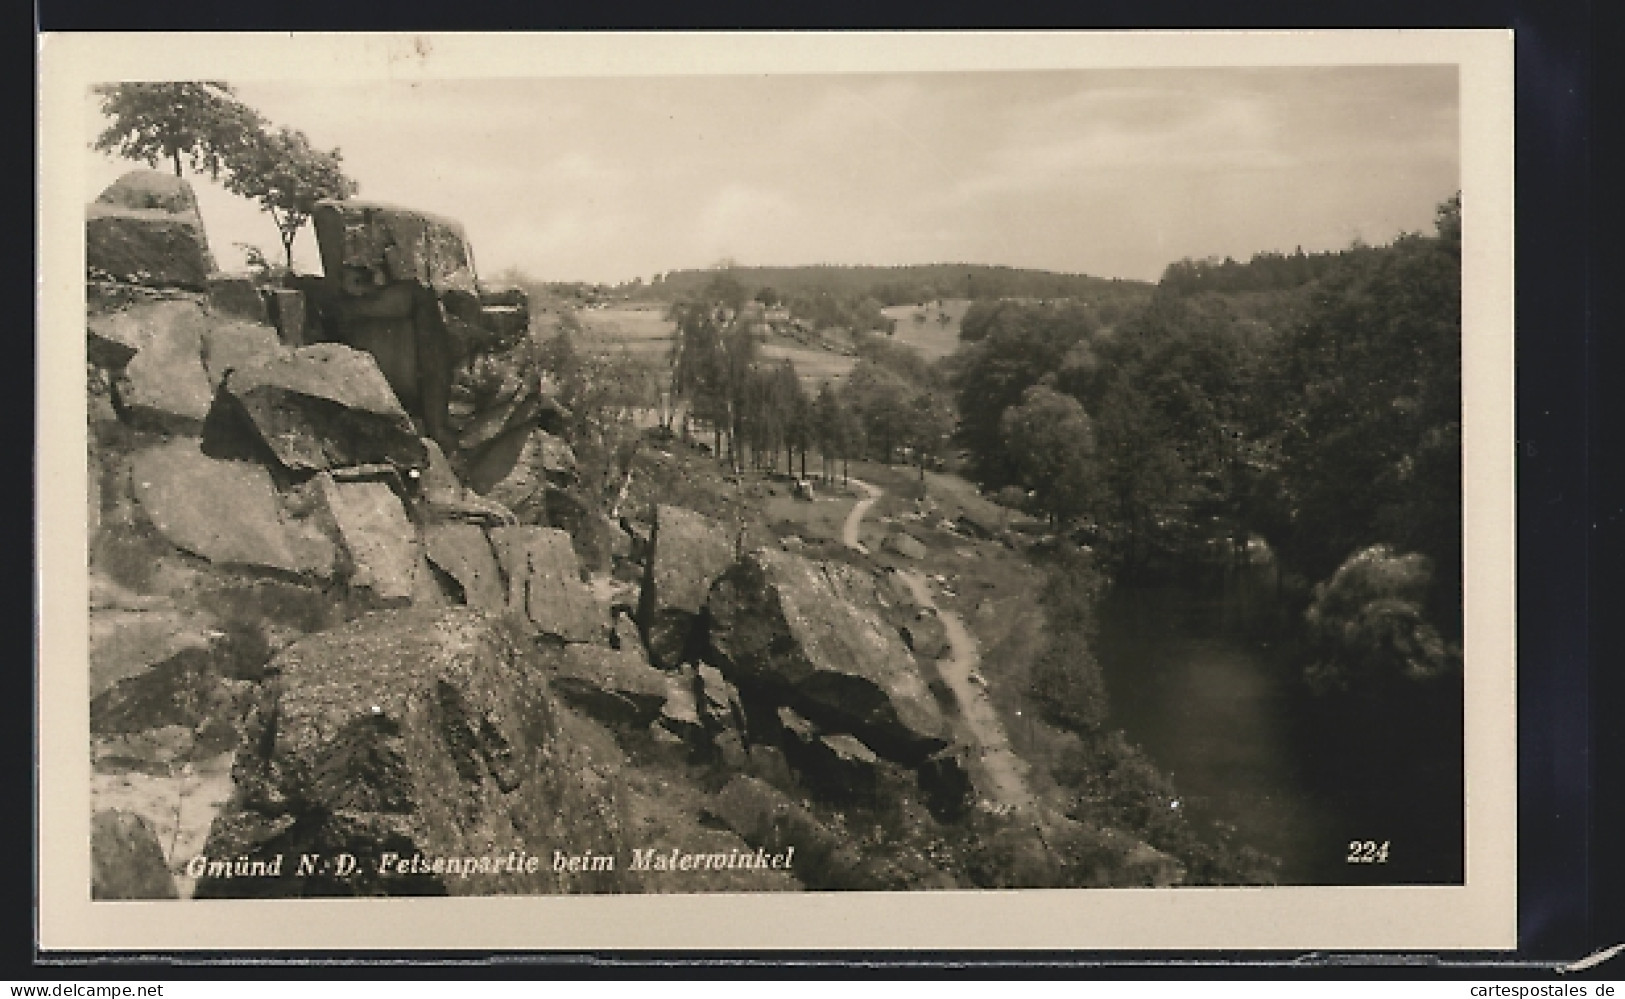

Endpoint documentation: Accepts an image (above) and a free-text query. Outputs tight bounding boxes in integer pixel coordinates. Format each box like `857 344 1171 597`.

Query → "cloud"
789 77 929 147
83 67 1459 283
953 87 1294 201
688 183 802 260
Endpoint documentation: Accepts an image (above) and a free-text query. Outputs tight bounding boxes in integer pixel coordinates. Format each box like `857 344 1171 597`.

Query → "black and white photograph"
37 31 1516 951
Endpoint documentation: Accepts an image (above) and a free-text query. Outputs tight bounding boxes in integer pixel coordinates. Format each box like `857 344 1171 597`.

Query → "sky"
83 66 1459 285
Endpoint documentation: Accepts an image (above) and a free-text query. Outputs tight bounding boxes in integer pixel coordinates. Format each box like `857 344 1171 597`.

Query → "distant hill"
641 263 1152 307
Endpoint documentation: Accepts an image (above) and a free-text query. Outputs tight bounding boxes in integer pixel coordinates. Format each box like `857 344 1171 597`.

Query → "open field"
572 303 676 361
881 298 973 361
759 342 857 388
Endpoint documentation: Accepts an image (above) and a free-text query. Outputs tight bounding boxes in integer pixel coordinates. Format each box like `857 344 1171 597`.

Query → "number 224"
1346 840 1390 863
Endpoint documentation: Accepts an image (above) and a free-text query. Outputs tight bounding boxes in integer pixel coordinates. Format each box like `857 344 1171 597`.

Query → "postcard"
37 29 1515 952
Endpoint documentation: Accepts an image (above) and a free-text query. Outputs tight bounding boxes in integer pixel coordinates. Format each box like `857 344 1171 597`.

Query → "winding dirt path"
842 477 1036 814
841 477 882 552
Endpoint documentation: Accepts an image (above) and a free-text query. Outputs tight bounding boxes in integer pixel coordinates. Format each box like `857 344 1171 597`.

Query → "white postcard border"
37 29 1516 952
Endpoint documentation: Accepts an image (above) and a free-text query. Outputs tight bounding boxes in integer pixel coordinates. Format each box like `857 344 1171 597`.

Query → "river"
1093 563 1464 885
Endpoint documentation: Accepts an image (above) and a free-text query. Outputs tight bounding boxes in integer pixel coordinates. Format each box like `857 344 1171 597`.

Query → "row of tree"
643 263 1152 311
780 289 895 336
838 335 955 477
663 275 958 483
1157 246 1351 296
92 82 358 270
640 261 1150 308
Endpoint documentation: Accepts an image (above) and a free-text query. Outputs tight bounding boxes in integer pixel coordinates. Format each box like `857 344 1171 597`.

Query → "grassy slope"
880 299 972 361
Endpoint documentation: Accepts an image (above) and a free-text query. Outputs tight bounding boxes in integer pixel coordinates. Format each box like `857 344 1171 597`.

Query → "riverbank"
790 462 1274 885
1093 564 1464 885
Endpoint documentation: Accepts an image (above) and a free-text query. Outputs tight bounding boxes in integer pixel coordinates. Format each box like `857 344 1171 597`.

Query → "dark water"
1094 565 1464 885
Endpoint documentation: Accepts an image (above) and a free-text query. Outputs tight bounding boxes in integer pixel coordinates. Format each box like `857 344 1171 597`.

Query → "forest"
629 197 1463 882
643 262 1152 309
645 203 1461 591
631 196 1463 718
951 199 1464 848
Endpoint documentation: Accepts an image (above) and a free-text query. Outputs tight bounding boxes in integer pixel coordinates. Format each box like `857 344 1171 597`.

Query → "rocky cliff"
83 170 1181 898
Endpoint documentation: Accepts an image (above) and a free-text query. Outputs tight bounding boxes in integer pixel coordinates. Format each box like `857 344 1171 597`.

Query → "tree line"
643 263 1152 310
1157 246 1354 296
663 274 954 483
948 195 1464 651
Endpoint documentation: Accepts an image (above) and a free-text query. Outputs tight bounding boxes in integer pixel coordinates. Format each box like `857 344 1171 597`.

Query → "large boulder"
200 319 286 389
705 548 951 763
202 343 427 477
309 200 514 449
465 427 577 524
130 438 329 576
544 644 670 728
312 199 480 298
96 168 207 216
88 603 216 699
637 505 735 669
91 809 179 900
900 606 950 660
90 641 250 759
488 526 603 643
314 476 431 605
706 776 868 891
194 608 628 897
423 523 506 612
86 170 214 290
90 299 215 433
86 297 200 371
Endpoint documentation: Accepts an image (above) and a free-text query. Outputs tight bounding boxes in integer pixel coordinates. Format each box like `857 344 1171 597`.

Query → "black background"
21 0 1620 979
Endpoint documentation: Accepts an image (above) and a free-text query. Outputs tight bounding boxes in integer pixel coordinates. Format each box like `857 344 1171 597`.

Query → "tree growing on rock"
92 82 264 179
224 126 358 270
